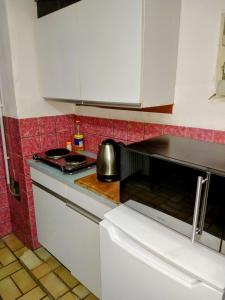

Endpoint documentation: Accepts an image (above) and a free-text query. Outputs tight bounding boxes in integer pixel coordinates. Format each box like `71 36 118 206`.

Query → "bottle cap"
74 134 83 139
66 141 72 144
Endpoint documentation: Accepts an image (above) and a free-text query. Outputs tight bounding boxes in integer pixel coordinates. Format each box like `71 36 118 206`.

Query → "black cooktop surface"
33 148 96 173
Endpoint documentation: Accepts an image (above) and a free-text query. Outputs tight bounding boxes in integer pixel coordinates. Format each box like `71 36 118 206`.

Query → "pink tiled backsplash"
77 115 225 153
0 137 12 239
2 113 225 249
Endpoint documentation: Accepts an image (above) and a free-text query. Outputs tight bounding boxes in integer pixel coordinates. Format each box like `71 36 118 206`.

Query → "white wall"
0 0 18 118
76 0 225 131
1 0 75 118
2 0 225 127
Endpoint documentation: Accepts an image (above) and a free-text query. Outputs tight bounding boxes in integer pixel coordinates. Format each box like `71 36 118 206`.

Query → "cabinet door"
64 202 101 298
33 185 70 265
78 0 143 104
33 184 101 297
100 220 223 300
36 3 81 100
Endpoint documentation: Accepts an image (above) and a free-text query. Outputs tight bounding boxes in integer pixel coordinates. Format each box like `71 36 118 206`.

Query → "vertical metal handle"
198 172 211 235
191 176 208 243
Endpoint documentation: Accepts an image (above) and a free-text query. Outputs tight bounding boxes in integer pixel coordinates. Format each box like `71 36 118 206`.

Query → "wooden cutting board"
75 173 120 204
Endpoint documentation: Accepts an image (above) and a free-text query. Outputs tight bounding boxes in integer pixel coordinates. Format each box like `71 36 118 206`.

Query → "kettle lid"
101 139 117 145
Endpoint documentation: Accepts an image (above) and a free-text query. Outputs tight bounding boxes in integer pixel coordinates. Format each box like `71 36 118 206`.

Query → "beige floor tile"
11 268 37 294
32 263 52 279
54 266 79 288
35 248 52 261
2 234 24 252
19 250 42 270
0 277 22 300
17 286 46 300
0 248 16 266
14 247 29 258
46 257 61 270
40 272 69 299
59 292 79 300
72 284 90 299
0 240 5 249
0 261 22 280
85 294 99 300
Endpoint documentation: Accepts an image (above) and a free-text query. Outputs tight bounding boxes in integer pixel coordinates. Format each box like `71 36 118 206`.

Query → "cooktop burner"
64 154 86 165
45 148 70 159
33 149 96 174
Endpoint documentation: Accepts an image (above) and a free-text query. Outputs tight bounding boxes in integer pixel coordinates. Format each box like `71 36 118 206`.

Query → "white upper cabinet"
77 0 142 104
36 0 181 108
36 4 81 100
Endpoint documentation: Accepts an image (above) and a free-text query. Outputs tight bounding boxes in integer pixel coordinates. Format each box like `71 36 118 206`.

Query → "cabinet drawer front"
30 168 67 197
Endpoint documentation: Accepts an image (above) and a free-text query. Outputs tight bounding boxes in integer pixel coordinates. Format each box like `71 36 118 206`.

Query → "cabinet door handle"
191 176 208 243
66 201 101 224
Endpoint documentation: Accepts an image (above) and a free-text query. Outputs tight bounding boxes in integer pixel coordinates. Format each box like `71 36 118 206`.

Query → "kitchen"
1 0 225 299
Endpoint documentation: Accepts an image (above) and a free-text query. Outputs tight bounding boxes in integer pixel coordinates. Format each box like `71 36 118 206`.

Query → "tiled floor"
0 234 99 300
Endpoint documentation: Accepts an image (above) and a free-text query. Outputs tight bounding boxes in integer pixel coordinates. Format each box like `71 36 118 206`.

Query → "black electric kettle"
96 139 120 182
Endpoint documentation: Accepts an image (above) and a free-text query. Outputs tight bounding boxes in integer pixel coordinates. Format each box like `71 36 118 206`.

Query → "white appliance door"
100 219 223 300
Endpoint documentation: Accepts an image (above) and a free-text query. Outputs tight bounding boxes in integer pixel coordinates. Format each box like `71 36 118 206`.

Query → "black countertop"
126 135 225 177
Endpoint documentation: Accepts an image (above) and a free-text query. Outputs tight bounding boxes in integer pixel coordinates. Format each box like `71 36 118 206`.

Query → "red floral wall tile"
144 123 163 139
0 155 6 179
8 117 20 138
5 134 12 154
57 132 73 148
22 156 32 177
79 116 99 135
0 207 11 224
55 114 75 133
10 154 23 181
0 193 9 208
97 118 113 137
3 117 10 135
12 135 22 155
38 116 56 135
127 121 144 142
0 133 11 238
19 118 39 138
163 125 186 137
76 115 88 131
213 130 225 144
40 134 58 152
85 133 101 154
185 127 214 143
113 120 128 140
21 136 41 156
0 179 7 195
0 222 12 237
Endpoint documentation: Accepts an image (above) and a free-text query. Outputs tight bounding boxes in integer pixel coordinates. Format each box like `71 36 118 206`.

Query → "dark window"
36 0 81 18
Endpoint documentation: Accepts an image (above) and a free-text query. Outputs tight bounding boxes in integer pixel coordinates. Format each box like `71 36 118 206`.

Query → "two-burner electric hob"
33 148 96 174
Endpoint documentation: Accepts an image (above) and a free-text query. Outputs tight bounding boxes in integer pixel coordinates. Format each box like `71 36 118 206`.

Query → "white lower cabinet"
33 184 101 298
